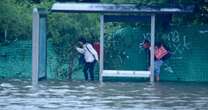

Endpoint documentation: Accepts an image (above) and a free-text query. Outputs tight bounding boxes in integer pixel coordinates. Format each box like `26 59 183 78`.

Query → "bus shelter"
32 3 193 86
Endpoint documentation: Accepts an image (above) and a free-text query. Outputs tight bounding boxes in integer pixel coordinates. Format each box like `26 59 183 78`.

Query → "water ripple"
0 80 208 110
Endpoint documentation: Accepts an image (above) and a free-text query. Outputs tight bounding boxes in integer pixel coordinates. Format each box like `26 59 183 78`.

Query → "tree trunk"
67 57 74 80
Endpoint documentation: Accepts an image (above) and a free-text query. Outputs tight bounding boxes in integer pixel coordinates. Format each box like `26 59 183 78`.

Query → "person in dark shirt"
142 40 151 66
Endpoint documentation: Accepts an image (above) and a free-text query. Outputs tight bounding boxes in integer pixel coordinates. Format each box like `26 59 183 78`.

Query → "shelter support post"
99 14 104 83
32 8 47 87
150 14 155 82
32 8 39 87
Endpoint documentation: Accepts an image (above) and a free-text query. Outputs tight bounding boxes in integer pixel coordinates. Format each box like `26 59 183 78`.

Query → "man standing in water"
141 40 170 81
76 38 98 81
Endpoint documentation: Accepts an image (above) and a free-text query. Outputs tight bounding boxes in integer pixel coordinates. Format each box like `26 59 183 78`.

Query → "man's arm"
76 47 85 54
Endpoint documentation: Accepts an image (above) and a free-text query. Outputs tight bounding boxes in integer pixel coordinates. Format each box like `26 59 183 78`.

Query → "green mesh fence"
0 25 208 82
0 41 32 78
104 26 148 71
104 24 208 82
46 41 99 80
159 25 208 82
0 40 58 79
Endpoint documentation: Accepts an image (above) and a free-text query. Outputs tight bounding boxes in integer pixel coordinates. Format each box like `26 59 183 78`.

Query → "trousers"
83 61 96 81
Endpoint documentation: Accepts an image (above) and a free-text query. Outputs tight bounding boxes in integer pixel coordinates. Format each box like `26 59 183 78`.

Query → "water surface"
0 79 208 110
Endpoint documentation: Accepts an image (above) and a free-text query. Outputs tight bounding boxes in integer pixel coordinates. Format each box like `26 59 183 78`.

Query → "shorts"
154 60 163 76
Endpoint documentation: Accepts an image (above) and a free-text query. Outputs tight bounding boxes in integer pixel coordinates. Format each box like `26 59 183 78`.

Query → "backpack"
155 44 171 60
92 42 100 58
78 54 85 65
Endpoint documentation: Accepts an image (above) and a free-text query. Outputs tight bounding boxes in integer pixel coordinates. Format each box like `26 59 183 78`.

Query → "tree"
0 0 32 43
56 0 100 2
47 13 99 79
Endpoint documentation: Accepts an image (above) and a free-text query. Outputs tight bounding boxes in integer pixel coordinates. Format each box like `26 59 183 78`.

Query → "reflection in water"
0 79 208 110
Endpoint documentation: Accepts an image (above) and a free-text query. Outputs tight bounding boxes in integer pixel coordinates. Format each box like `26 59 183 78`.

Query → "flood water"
0 79 208 110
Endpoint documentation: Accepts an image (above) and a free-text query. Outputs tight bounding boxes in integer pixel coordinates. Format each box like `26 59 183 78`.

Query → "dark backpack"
78 54 85 65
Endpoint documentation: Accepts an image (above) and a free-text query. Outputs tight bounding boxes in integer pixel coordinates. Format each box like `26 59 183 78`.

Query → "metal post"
32 8 39 86
38 10 47 80
99 14 104 83
32 8 47 87
150 14 155 82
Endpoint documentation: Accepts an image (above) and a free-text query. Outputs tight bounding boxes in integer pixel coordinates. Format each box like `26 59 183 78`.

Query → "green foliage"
0 0 32 42
47 13 99 79
57 0 100 2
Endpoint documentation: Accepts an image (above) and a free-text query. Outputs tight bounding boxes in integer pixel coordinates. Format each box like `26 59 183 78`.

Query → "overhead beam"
51 3 194 14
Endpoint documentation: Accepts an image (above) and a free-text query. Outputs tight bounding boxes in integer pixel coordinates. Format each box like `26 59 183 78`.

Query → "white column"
99 14 104 83
150 15 155 82
32 8 39 86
